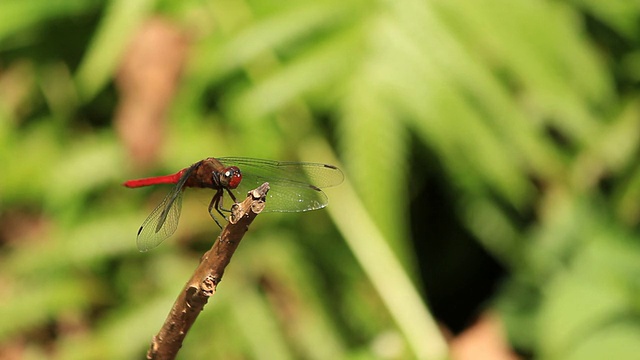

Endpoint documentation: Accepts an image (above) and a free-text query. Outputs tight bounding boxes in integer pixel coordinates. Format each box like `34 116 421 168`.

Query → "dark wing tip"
309 184 322 191
323 164 344 187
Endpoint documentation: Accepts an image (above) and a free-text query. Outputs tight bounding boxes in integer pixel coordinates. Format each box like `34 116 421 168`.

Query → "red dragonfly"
124 157 343 251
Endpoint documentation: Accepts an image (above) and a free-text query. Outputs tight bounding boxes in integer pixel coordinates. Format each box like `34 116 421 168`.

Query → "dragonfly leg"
208 191 224 229
225 188 238 203
211 188 241 213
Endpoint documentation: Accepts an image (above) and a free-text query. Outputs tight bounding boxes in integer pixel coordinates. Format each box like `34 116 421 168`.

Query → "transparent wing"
136 189 184 252
218 157 344 188
222 178 329 213
134 165 196 252
217 157 343 213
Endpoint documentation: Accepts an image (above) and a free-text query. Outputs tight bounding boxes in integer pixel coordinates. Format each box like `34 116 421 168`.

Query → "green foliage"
1 0 640 359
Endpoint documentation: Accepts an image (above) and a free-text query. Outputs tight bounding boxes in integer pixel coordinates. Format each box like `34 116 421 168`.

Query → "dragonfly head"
220 166 242 189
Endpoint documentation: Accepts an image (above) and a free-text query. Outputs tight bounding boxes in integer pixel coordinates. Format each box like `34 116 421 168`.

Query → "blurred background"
1 0 640 359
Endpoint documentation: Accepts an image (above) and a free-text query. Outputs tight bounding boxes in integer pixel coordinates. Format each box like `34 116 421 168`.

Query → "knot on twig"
185 285 208 309
230 182 269 223
250 183 269 213
201 275 217 297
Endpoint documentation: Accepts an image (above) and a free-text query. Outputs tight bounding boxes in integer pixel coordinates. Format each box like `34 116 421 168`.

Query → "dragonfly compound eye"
222 166 242 189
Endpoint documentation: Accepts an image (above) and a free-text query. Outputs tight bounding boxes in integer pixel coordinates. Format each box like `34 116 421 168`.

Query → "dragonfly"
124 157 343 252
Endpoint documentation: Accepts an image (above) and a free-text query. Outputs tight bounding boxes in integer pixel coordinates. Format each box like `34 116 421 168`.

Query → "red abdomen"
123 170 185 188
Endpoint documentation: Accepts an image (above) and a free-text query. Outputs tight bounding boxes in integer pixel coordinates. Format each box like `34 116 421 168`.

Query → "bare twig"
146 183 270 360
